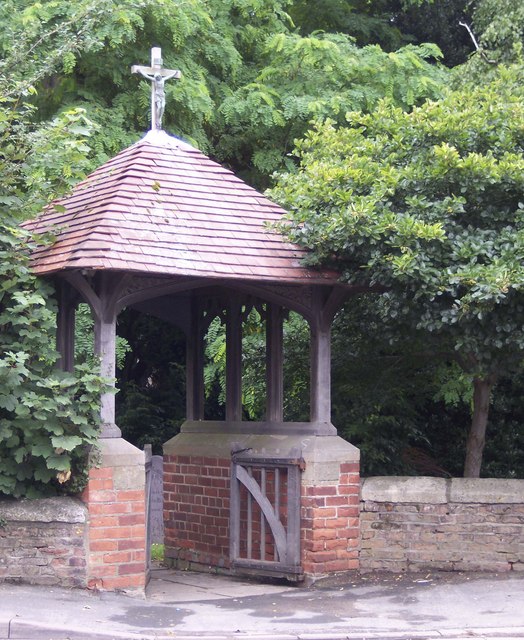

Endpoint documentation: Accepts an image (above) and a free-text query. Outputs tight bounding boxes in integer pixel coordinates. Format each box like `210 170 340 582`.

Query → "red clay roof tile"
25 130 338 284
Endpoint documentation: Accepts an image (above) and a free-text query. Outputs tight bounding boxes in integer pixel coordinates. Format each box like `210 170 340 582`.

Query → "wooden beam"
309 291 332 424
93 273 126 438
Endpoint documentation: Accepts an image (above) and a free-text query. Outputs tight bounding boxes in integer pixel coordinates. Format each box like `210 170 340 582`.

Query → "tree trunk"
463 376 495 477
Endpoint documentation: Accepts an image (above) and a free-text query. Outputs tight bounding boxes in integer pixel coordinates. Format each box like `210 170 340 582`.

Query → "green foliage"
203 310 267 421
115 310 186 453
451 0 524 83
329 297 435 475
392 0 474 67
0 0 146 99
150 543 164 562
289 0 406 50
0 12 112 497
204 317 227 413
432 361 473 407
2 0 521 480
470 0 524 66
117 383 184 454
0 0 449 189
272 64 524 474
203 310 311 422
22 108 99 212
75 304 131 370
0 98 99 220
273 64 524 380
219 33 446 185
0 219 108 498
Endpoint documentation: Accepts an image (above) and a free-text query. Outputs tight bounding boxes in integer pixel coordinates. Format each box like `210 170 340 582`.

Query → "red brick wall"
301 462 360 576
82 466 146 590
164 453 361 579
164 455 231 570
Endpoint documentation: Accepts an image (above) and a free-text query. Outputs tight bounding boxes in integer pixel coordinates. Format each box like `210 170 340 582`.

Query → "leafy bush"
0 217 107 498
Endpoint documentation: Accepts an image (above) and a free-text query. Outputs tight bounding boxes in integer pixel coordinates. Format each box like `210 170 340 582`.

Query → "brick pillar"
81 438 146 592
301 438 360 579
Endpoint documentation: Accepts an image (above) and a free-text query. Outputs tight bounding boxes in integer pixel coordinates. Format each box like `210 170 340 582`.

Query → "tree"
271 64 524 477
393 0 474 67
289 0 475 66
289 0 406 50
217 33 446 186
0 0 448 188
468 0 524 68
0 3 116 498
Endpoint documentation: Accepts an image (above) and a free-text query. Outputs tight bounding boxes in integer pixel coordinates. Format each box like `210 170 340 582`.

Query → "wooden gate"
230 447 305 581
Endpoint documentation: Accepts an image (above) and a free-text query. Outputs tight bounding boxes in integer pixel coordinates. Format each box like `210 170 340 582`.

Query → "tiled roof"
25 130 338 284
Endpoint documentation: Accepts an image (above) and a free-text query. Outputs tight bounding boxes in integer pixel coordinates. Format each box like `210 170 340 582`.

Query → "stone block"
361 477 447 504
449 478 524 504
0 497 86 524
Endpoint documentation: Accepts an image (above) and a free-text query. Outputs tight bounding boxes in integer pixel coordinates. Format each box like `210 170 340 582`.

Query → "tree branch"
459 21 497 65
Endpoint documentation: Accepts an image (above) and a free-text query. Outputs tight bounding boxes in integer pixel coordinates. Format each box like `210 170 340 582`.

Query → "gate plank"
235 465 288 561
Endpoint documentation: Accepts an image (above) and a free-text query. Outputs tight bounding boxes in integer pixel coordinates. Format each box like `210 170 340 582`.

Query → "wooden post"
266 304 284 423
92 275 122 438
56 281 77 373
309 289 332 425
226 297 243 422
310 320 331 424
186 298 205 420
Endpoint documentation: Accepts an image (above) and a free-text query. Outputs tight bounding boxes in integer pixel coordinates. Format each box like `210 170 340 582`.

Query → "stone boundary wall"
360 477 524 573
0 497 87 587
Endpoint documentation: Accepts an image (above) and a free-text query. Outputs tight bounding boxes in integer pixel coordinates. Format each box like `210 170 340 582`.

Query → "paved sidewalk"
1 568 524 640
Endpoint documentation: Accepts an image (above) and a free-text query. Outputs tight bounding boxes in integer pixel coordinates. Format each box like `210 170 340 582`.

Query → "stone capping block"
97 436 145 467
361 477 447 504
0 497 87 524
449 478 524 503
361 476 524 504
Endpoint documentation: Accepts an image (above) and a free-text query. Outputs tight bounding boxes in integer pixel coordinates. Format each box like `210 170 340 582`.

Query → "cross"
131 47 181 130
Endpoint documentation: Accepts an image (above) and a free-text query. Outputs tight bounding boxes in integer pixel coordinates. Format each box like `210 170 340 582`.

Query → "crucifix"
131 47 181 130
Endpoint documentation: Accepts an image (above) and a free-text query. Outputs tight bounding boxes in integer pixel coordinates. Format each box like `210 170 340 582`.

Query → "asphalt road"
1 568 523 639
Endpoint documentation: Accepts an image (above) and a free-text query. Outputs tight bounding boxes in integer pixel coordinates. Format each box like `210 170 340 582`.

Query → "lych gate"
25 50 361 591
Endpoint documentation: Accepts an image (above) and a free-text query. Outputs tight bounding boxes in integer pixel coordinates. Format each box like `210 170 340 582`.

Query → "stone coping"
181 420 337 436
361 476 524 504
0 496 87 523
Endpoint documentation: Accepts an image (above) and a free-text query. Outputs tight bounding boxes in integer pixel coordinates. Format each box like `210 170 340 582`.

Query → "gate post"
82 438 146 592
300 437 360 579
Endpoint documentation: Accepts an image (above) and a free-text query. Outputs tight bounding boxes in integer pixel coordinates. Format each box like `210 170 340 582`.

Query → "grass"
151 543 165 562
